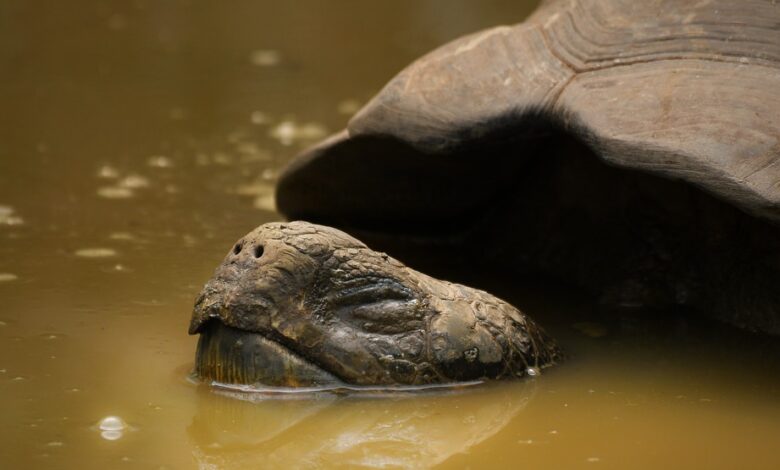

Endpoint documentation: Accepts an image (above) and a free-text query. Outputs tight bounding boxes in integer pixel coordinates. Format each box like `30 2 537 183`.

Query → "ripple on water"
118 174 149 189
74 248 117 258
254 194 276 212
0 205 24 226
96 165 120 179
235 182 274 197
249 49 280 66
234 182 276 212
109 232 136 241
97 187 134 199
269 121 327 146
147 155 173 168
97 169 151 198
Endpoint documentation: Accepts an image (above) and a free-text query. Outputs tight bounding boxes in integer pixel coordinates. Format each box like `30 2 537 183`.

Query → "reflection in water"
189 383 534 469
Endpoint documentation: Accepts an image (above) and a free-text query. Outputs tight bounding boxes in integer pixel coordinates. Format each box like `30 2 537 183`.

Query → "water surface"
1 1 779 469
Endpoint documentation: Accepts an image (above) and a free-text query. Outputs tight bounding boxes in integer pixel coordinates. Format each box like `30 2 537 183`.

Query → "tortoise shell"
276 0 780 334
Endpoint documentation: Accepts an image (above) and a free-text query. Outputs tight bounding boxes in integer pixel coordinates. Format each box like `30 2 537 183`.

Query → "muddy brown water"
1 1 779 469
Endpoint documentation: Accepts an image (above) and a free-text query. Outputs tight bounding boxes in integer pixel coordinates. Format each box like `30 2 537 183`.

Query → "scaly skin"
189 221 560 387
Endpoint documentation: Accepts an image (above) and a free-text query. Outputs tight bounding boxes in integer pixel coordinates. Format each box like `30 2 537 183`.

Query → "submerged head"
189 221 560 388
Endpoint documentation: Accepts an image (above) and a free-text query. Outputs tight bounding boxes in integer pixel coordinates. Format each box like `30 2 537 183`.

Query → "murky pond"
1 1 779 469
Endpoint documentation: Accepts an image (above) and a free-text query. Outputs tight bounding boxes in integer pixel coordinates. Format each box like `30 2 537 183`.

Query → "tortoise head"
189 221 559 388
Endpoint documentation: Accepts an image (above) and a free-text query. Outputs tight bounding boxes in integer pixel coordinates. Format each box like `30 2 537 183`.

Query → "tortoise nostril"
233 243 243 255
254 245 264 259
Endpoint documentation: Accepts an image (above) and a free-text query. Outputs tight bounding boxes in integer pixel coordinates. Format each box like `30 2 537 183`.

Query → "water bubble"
75 248 117 258
586 457 601 463
97 187 134 199
147 155 173 168
249 49 280 66
99 416 126 431
98 416 127 440
526 367 540 377
0 273 18 282
46 441 64 447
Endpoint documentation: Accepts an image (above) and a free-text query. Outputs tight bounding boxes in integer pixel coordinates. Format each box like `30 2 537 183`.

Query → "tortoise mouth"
194 321 342 389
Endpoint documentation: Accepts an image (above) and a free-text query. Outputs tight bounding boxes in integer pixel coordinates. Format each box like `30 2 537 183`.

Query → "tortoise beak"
189 290 223 335
194 321 342 388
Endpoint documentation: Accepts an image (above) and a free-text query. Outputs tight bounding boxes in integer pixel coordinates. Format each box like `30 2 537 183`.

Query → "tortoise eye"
330 280 412 306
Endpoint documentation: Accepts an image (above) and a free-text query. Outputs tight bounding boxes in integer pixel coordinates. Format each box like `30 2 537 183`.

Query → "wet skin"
190 221 561 388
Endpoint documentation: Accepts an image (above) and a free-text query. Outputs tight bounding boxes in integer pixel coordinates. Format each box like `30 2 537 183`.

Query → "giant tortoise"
189 0 780 390
276 0 780 336
190 221 560 388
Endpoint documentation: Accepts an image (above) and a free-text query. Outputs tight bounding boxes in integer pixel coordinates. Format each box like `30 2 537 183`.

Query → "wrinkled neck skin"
189 221 560 388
